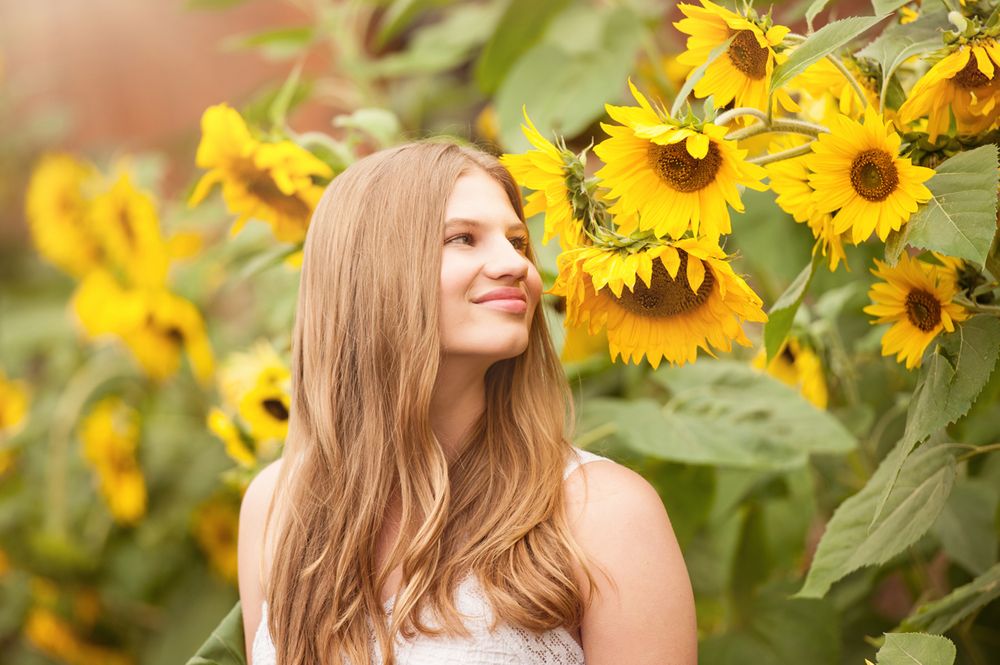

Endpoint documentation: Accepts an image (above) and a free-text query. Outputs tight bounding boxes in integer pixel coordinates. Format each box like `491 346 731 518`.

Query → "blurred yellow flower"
219 339 290 443
792 56 879 123
207 408 256 468
72 270 215 385
0 369 31 440
753 337 829 409
189 103 333 244
863 254 970 369
192 495 241 584
0 547 9 576
79 396 146 524
88 173 170 288
25 154 103 278
24 607 132 665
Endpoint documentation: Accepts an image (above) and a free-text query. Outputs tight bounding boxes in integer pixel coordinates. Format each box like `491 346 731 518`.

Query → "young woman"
237 141 697 665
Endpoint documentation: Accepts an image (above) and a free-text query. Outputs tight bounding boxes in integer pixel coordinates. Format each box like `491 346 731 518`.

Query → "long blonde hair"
264 140 597 665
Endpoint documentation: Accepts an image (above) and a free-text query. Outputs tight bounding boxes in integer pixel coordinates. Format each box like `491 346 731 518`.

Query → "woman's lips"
474 288 528 314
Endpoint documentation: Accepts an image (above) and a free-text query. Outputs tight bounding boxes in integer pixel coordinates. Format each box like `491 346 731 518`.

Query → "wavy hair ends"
263 140 596 665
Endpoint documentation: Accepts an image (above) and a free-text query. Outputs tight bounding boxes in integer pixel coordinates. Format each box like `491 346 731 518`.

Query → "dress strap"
563 447 611 480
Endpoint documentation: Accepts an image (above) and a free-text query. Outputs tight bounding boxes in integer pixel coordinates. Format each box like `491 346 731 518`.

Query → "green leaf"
771 15 888 91
225 26 314 61
930 478 999 575
905 145 1000 266
495 7 642 150
870 316 1000 526
475 0 572 94
376 0 450 45
764 253 821 362
579 361 855 470
185 601 246 665
870 0 914 15
333 108 402 147
805 0 833 32
873 633 955 665
797 442 957 598
897 562 1000 634
671 35 734 118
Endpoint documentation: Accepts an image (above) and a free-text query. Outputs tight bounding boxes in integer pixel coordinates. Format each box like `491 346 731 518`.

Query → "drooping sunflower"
752 337 828 409
807 106 935 244
551 237 767 368
863 254 970 369
500 109 585 248
79 396 146 524
674 0 796 113
24 153 103 278
594 80 766 241
898 38 1000 141
218 339 291 444
189 104 333 244
766 138 849 271
192 494 241 583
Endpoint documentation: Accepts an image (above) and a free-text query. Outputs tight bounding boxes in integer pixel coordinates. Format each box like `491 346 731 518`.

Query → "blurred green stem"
45 354 123 536
957 442 1000 463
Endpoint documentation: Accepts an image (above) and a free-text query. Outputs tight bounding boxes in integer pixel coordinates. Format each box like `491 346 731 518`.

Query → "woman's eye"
509 236 529 252
446 233 473 245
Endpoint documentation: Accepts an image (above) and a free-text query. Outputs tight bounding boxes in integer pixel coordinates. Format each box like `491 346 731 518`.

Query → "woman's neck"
430 358 487 462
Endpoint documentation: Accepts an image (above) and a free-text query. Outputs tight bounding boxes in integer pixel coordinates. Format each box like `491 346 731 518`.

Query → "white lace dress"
251 447 610 665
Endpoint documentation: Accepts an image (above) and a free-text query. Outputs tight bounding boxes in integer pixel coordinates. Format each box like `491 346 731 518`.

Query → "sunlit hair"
263 140 599 665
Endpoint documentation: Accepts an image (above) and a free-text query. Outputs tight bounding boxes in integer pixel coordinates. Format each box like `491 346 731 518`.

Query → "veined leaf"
771 15 888 91
764 253 821 362
905 145 1000 266
805 0 833 32
870 316 1000 527
475 0 571 94
897 562 1000 634
796 442 956 598
930 478 999 575
873 633 955 665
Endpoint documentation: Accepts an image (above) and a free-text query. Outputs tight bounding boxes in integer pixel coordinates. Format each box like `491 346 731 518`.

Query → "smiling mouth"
477 298 528 314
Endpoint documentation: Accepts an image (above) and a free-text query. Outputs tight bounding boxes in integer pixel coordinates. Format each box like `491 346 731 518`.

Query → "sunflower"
500 109 585 248
0 369 30 440
674 0 795 113
551 237 767 368
863 254 970 369
752 337 828 409
766 138 849 271
192 494 241 584
218 340 291 444
79 396 146 524
24 608 133 665
792 56 880 124
189 104 333 244
594 80 766 241
24 154 103 278
898 38 1000 141
807 106 935 244
207 408 256 468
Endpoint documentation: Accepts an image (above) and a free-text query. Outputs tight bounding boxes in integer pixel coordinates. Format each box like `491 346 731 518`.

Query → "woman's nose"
483 238 530 281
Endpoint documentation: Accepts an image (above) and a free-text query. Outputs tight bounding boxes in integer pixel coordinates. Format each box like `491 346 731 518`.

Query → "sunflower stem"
575 422 618 449
713 107 769 127
726 117 829 142
955 295 1000 315
957 441 1000 462
748 142 816 165
823 53 870 112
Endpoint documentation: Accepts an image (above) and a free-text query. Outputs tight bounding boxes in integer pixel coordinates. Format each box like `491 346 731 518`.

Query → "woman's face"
439 168 542 363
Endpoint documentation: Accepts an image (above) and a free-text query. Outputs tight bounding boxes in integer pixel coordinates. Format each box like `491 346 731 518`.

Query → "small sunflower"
551 237 767 368
752 337 828 409
500 109 585 248
594 80 766 241
792 56 880 123
674 0 795 113
207 408 256 468
189 104 333 244
766 138 849 271
898 38 1000 141
863 254 970 369
218 340 291 444
192 494 241 584
79 396 146 524
807 107 935 244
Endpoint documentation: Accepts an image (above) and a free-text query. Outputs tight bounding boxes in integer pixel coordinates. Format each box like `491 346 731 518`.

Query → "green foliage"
898 563 1000 634
872 633 956 665
185 602 246 665
764 254 822 362
798 442 957 598
224 27 314 61
930 478 999 575
904 145 1000 266
771 15 889 91
474 0 572 94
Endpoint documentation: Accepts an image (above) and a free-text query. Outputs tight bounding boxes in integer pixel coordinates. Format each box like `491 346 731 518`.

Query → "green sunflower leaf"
870 0 917 16
930 478 999 576
579 361 855 470
872 633 956 665
904 145 1000 266
185 601 246 665
475 0 572 94
797 441 957 599
764 253 822 363
771 15 889 92
869 316 1000 527
896 562 1000 634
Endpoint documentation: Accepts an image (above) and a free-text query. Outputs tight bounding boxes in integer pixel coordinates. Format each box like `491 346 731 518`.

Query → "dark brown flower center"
262 398 289 421
953 51 991 89
245 171 312 220
905 289 942 332
611 252 714 318
647 141 722 192
850 149 899 201
728 30 769 80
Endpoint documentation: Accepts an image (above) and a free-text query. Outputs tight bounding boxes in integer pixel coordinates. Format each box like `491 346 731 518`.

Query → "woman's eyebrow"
444 217 528 233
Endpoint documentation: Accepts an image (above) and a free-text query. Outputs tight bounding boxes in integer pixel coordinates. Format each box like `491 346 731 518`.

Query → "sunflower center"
245 172 312 220
728 30 769 80
611 252 714 318
905 289 942 332
262 398 289 421
647 141 722 192
954 52 990 89
849 149 899 202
